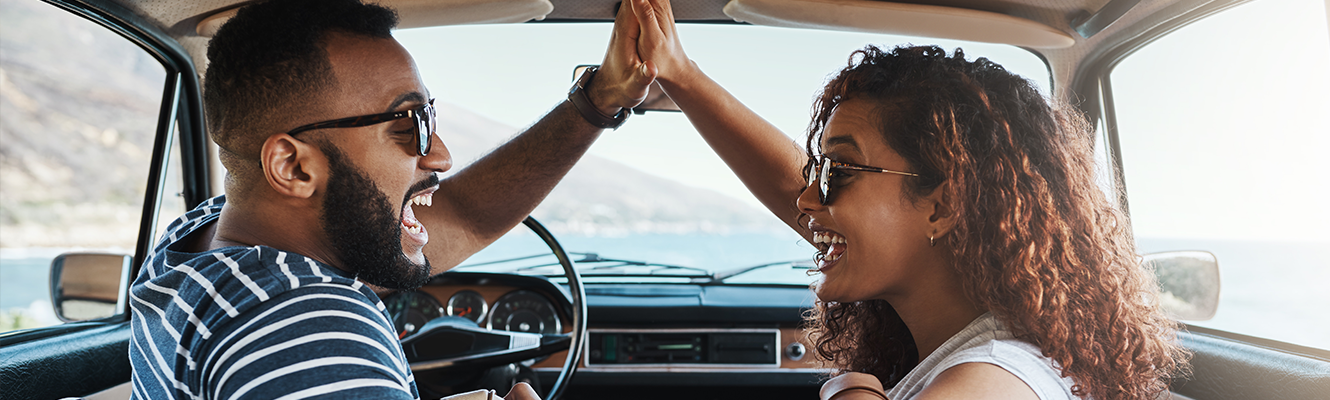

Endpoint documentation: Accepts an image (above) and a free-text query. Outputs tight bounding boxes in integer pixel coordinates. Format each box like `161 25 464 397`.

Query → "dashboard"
384 272 828 398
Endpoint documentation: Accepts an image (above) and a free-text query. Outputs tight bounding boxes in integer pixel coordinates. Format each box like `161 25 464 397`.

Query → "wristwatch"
567 66 629 130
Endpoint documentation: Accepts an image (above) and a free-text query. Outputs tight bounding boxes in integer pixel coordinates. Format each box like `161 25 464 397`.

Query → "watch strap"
567 66 629 130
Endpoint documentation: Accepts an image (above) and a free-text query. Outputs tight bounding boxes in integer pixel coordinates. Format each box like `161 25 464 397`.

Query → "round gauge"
382 290 443 340
445 290 488 324
487 290 562 334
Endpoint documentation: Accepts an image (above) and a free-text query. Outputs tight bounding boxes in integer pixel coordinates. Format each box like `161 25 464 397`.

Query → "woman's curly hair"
801 45 1187 400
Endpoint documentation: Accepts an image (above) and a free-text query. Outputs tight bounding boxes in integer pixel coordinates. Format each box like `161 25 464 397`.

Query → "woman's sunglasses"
805 155 919 205
287 99 437 157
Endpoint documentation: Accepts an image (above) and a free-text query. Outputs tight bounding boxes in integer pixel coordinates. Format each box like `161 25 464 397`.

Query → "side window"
0 0 178 331
1108 0 1329 348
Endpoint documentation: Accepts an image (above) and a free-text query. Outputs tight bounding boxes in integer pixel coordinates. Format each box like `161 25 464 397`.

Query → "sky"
1110 0 1330 241
394 17 1048 208
396 0 1329 242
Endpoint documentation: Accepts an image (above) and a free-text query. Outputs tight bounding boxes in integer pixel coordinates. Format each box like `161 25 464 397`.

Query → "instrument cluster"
384 285 564 340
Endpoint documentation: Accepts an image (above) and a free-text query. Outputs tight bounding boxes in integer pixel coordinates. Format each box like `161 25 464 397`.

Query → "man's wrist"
567 66 628 129
585 76 623 117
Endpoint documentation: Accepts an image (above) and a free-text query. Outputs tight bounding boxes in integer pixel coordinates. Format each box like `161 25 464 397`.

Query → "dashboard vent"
586 329 779 366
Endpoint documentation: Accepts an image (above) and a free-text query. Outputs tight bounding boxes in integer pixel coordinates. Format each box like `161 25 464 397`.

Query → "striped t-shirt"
129 195 419 399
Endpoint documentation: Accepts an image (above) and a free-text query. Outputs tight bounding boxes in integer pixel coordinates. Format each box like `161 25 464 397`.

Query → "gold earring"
929 232 936 247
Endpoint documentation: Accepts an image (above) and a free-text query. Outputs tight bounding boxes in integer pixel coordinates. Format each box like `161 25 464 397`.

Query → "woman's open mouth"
812 230 847 271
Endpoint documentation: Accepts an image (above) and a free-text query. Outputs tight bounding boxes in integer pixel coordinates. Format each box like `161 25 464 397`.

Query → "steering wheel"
399 217 587 400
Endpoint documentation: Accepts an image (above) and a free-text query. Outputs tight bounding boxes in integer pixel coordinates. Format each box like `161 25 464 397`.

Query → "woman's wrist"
826 387 888 400
820 372 887 400
657 59 701 92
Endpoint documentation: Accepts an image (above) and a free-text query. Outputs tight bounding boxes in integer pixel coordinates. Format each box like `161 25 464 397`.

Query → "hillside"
434 102 780 235
0 0 777 249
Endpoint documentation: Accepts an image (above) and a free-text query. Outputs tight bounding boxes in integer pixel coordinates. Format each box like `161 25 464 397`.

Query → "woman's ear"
925 185 958 243
260 133 326 199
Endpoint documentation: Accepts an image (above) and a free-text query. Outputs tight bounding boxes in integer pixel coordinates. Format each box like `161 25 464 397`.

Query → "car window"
395 23 1051 281
1108 0 1329 349
0 0 178 332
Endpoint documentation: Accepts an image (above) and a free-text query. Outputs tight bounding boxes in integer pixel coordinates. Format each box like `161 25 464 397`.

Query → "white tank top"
885 312 1080 400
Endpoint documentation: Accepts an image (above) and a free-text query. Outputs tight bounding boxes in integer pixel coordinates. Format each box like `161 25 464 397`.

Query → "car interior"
0 0 1327 399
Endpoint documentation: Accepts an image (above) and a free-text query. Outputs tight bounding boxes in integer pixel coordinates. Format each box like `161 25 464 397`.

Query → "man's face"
306 32 451 287
319 142 435 289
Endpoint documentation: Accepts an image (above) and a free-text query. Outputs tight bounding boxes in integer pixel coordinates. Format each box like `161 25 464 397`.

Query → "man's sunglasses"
287 99 437 157
805 155 920 205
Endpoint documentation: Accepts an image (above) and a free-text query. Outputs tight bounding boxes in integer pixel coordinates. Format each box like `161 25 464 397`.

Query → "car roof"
104 0 1249 103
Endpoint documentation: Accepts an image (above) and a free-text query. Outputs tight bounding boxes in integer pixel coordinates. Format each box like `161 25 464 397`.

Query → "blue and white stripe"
129 195 419 399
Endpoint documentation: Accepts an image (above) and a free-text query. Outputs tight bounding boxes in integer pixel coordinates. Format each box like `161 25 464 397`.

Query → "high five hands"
623 0 692 87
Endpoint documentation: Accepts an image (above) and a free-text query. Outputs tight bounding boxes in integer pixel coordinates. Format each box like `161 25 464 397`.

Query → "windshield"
396 22 1050 284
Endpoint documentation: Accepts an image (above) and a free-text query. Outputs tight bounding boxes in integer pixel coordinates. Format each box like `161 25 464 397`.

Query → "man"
127 0 653 398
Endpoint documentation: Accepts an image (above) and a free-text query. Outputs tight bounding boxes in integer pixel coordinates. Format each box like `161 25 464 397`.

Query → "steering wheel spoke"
403 318 571 372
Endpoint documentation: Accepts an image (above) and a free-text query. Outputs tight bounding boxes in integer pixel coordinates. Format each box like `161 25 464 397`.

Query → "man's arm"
417 3 654 272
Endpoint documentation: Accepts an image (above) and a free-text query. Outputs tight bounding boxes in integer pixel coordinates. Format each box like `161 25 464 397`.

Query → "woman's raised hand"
627 0 694 86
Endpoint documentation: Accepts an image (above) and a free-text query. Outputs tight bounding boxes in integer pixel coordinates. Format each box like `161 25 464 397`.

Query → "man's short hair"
204 0 398 166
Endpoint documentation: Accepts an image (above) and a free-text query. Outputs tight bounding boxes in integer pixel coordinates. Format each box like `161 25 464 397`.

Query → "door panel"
0 323 131 399
1172 328 1330 400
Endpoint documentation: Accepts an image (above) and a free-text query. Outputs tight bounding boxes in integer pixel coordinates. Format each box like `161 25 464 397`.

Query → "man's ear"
260 134 326 199
925 185 959 242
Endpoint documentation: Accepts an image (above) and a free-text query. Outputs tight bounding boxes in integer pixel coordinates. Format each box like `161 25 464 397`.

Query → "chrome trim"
487 289 562 334
445 289 489 324
584 328 781 368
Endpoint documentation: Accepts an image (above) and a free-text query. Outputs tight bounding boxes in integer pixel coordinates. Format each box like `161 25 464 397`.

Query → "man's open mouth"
402 191 433 236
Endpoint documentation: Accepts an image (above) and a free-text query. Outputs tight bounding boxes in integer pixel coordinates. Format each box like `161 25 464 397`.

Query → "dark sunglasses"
287 99 437 157
805 155 919 205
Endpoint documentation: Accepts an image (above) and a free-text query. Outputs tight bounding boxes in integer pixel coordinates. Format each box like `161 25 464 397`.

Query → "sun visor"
722 0 1074 49
197 0 554 37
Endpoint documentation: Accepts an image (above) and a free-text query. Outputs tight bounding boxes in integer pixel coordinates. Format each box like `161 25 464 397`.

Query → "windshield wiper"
573 253 711 275
713 259 815 281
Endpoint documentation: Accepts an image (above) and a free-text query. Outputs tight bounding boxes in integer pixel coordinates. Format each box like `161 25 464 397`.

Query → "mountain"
0 0 778 247
434 102 781 235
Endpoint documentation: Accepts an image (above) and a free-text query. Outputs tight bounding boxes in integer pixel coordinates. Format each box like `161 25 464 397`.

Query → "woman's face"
800 98 942 303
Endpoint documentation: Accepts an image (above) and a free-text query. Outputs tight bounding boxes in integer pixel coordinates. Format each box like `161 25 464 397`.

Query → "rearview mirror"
574 65 681 114
49 252 132 322
1144 251 1220 321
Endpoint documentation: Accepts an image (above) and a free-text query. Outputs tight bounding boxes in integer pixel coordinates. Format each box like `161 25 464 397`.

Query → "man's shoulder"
205 282 398 362
136 243 365 311
151 195 227 254
198 283 411 400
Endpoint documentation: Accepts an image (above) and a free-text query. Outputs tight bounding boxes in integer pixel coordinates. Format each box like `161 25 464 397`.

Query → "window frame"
0 0 209 343
1068 0 1330 359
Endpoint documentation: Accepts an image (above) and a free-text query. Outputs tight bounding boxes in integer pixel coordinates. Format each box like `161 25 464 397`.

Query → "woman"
619 0 1187 399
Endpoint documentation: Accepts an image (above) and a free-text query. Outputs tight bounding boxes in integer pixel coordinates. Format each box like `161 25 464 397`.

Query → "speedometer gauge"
382 290 442 340
445 290 488 324
488 290 561 334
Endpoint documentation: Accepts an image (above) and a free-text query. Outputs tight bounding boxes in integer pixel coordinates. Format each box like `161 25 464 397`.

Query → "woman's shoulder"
935 337 1077 400
886 313 1079 400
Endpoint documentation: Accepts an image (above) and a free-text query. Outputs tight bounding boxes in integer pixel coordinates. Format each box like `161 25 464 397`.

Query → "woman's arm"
628 0 811 238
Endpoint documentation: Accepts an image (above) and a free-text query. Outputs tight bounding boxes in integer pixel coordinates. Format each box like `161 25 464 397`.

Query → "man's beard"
319 143 434 290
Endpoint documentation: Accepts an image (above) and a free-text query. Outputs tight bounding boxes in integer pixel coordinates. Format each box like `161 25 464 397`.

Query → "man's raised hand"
587 0 657 117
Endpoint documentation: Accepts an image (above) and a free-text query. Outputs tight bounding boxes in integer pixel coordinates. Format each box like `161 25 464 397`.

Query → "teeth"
410 193 433 207
812 232 846 244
